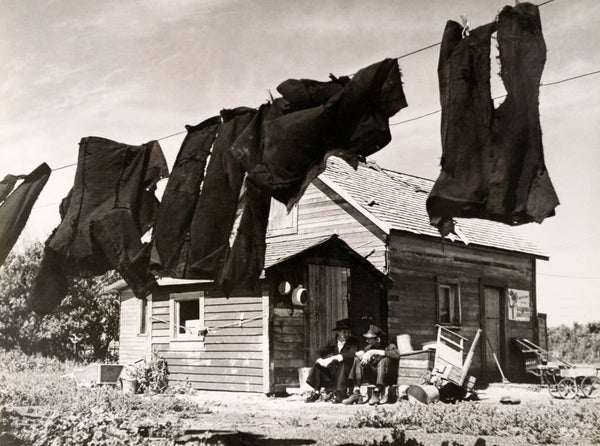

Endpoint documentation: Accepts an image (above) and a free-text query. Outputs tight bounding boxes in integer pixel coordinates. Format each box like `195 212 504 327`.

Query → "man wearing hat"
304 318 359 403
343 324 400 405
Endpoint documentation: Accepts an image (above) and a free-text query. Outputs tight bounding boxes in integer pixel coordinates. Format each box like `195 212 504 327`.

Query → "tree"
0 242 120 361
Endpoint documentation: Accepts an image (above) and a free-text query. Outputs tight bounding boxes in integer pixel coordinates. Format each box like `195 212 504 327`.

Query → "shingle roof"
319 156 547 258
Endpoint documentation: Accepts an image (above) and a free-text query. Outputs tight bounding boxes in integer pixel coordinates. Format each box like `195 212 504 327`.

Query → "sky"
1 0 598 327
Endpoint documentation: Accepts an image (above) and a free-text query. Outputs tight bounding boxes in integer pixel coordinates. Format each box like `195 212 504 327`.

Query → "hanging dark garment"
0 163 51 266
427 3 559 235
0 174 24 203
150 116 221 277
236 58 407 209
218 179 271 296
31 137 168 314
186 107 257 278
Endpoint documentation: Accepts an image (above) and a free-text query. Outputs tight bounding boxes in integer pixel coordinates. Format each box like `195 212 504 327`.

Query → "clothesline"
150 314 266 335
37 0 562 177
40 67 600 176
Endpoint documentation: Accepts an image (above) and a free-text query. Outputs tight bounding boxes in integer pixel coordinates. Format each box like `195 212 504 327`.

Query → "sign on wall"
508 288 531 321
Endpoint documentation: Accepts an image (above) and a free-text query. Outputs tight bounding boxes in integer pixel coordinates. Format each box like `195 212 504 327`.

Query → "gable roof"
265 234 392 285
318 156 547 259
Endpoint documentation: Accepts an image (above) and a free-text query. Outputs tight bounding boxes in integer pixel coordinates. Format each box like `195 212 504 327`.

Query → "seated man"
304 318 359 404
343 324 400 405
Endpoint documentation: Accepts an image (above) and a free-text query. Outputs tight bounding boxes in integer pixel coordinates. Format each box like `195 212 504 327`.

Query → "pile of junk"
396 325 482 404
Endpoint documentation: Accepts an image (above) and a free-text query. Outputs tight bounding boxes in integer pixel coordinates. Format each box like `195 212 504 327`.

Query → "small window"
437 280 461 326
138 298 147 335
170 292 205 342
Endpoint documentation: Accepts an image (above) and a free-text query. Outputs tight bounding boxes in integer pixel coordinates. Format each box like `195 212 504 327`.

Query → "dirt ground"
171 383 587 446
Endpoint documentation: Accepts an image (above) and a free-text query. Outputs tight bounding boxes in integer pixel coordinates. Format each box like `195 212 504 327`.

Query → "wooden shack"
113 157 548 392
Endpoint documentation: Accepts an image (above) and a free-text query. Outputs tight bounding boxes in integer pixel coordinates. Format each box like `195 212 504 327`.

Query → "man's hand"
360 350 374 365
316 355 341 367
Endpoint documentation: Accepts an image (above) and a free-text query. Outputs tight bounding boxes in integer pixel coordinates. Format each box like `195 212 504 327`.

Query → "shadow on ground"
177 429 316 445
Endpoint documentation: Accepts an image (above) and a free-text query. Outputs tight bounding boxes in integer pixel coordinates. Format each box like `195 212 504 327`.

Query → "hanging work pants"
427 2 559 235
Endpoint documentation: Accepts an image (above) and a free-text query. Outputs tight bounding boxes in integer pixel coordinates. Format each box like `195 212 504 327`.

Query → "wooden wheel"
580 375 600 398
557 378 577 399
547 383 562 398
419 371 432 385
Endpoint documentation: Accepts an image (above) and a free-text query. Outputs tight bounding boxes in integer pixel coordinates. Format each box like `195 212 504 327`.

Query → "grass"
0 349 212 445
1 349 599 445
346 398 600 444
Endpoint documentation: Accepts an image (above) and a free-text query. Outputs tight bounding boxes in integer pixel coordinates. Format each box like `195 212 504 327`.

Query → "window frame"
436 278 462 327
169 291 206 350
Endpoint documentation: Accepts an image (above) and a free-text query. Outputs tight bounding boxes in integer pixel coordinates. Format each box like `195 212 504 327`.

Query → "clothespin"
460 15 470 38
238 313 245 327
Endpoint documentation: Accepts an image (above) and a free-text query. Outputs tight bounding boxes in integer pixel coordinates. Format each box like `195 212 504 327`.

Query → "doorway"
483 286 506 382
306 264 350 362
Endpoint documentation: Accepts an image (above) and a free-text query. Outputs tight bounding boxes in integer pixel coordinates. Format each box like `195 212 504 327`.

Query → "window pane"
450 286 460 325
439 286 450 323
178 299 200 335
139 298 147 334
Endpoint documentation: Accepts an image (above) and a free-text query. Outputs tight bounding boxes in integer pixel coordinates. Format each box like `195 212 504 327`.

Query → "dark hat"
332 318 352 331
363 324 385 339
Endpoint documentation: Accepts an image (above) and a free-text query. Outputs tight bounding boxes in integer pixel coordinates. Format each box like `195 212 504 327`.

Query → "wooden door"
306 264 349 362
484 286 505 381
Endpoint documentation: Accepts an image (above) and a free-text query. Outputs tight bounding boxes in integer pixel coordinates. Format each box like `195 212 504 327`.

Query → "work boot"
379 386 394 404
332 391 346 404
342 390 362 405
304 391 320 403
320 390 334 402
368 389 381 405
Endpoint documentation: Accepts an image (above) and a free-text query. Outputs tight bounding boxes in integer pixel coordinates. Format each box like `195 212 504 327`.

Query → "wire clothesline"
44 67 600 174
150 314 266 336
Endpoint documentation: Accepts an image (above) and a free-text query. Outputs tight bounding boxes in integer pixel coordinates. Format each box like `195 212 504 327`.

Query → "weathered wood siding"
267 181 387 272
387 232 537 383
149 284 267 393
271 307 304 392
537 313 548 350
118 290 148 364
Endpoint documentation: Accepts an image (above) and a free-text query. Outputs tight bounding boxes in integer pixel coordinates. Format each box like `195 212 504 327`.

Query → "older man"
304 318 359 404
343 324 400 405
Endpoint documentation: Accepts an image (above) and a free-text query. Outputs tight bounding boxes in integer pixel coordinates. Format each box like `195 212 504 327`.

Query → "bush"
548 322 600 364
123 352 170 394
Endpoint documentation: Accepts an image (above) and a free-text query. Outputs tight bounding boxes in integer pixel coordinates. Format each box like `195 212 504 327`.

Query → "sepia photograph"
0 0 598 444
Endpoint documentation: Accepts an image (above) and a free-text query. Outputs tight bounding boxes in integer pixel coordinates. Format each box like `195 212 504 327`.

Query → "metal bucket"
406 384 439 405
120 378 138 394
298 367 312 390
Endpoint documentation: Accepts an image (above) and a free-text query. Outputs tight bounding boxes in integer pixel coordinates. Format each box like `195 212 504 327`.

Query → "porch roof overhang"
265 233 392 287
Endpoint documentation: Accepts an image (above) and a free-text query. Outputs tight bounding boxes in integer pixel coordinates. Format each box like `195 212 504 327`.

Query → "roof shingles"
320 157 547 258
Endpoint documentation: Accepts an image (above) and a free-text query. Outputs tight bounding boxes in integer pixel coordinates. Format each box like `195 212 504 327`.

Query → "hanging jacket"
0 163 51 266
427 2 559 235
31 137 168 314
234 58 407 209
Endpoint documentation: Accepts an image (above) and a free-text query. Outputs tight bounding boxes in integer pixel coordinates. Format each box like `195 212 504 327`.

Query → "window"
169 292 205 347
267 199 298 236
437 280 461 326
137 298 147 335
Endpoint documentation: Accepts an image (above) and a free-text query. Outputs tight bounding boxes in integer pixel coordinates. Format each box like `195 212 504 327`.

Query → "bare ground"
172 383 597 446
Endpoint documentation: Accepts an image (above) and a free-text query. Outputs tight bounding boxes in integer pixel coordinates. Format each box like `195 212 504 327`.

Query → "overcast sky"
1 0 598 326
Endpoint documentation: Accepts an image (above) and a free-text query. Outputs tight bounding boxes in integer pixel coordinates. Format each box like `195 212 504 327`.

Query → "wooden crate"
73 364 124 386
397 350 435 385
